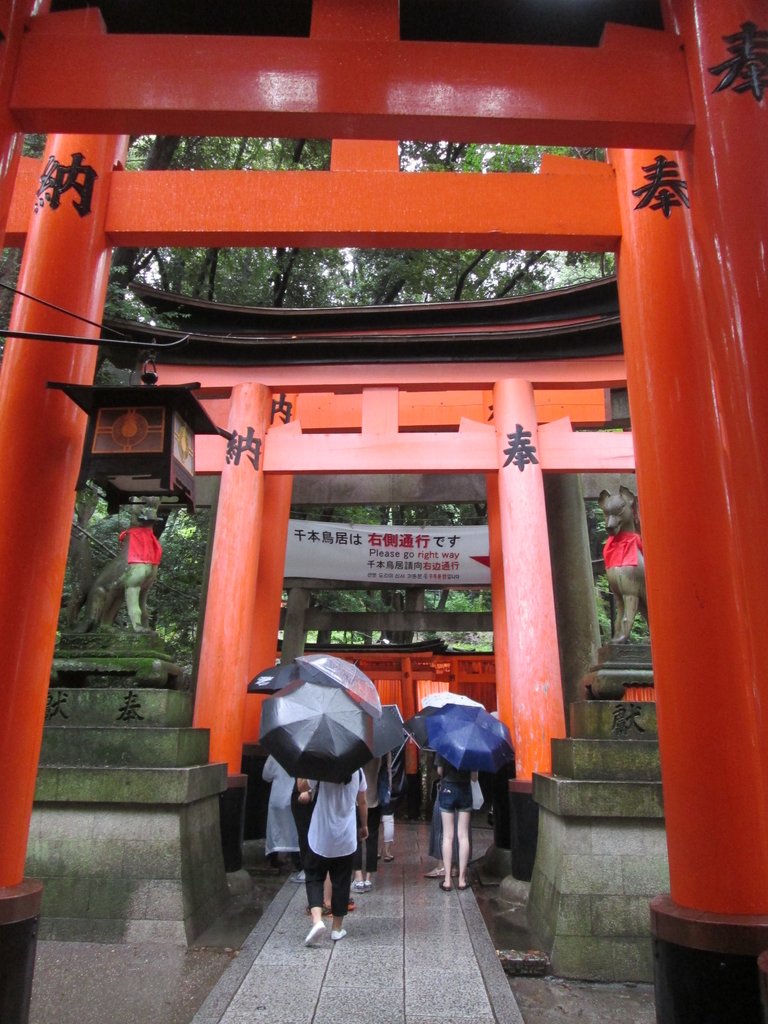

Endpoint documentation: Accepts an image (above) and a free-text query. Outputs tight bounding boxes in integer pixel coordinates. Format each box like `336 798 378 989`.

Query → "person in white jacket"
262 755 300 871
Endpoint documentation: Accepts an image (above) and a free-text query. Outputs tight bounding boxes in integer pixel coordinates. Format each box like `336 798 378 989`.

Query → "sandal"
457 884 469 891
439 883 452 892
383 854 394 862
423 867 445 878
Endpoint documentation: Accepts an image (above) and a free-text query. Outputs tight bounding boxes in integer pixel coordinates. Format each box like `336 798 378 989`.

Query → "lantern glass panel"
172 412 195 475
91 407 166 455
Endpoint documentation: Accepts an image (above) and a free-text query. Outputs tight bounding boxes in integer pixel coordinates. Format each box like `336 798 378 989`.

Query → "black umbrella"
402 705 446 749
249 654 382 720
370 704 406 757
259 678 375 783
247 662 301 694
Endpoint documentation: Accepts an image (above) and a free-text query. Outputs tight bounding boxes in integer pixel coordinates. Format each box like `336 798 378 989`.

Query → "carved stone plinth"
526 698 668 982
582 642 653 699
28 680 229 944
52 628 183 689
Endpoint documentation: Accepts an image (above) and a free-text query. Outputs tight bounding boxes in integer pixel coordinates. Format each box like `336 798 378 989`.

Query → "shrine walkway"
190 820 524 1024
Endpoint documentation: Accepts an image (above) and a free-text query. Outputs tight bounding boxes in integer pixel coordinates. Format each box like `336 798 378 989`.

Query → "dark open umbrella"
370 704 406 757
403 705 446 749
247 662 301 694
248 656 382 720
259 678 375 783
425 704 514 773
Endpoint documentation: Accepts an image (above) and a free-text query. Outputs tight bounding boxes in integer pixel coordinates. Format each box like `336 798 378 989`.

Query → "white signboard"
284 519 491 585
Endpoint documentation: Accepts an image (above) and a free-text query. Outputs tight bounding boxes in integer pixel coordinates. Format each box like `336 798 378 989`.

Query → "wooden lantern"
49 381 222 512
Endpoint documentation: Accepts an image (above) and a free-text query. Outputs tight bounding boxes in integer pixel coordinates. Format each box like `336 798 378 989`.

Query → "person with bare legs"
435 755 476 892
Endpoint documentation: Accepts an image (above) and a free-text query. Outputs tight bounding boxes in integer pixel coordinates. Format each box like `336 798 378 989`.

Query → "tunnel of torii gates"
0 0 767 1007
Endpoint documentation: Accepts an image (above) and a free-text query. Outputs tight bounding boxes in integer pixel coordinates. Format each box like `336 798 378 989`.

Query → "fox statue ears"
598 486 641 531
619 485 638 509
598 486 637 509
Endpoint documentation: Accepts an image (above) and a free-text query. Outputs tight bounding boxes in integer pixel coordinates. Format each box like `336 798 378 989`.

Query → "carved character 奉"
598 486 648 643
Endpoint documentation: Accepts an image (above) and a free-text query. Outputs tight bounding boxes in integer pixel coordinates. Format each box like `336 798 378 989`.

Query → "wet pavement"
29 821 657 1024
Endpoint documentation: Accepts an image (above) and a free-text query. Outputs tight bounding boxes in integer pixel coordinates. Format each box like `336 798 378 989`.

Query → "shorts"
438 780 472 812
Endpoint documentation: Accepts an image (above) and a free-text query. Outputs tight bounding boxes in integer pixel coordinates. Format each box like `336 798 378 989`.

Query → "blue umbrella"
425 704 514 773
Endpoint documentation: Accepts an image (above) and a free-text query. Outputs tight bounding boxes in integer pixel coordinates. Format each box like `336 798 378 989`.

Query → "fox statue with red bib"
598 486 648 643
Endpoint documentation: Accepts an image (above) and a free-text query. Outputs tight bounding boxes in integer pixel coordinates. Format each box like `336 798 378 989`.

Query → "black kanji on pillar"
632 156 690 219
502 423 539 472
709 21 768 102
35 152 98 217
226 427 262 470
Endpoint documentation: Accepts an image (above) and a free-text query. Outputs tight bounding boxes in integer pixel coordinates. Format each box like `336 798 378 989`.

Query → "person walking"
352 756 382 893
300 770 368 945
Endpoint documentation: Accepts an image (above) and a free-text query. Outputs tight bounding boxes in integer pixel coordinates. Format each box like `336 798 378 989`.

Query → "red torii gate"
0 0 767 1019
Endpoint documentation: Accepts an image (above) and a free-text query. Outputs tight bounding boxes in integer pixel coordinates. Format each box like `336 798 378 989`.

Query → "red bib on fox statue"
76 509 165 633
598 487 648 643
119 525 163 566
603 531 643 570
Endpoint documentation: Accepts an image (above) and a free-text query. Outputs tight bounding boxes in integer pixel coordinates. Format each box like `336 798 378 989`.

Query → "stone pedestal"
26 639 230 944
582 642 654 699
526 697 668 982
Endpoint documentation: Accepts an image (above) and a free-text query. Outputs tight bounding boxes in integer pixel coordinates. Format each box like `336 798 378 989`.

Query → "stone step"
52 655 181 687
569 699 658 740
551 738 661 781
45 687 193 727
594 642 653 668
582 669 654 699
39 726 210 768
35 762 227 804
533 773 665 819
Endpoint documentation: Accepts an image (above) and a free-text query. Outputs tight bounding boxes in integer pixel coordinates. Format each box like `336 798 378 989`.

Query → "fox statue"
598 486 648 643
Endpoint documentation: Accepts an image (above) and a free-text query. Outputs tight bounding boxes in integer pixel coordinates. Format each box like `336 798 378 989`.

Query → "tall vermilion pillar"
611 2 768 1016
485 472 512 732
193 382 271 871
0 132 126 1017
194 382 273 771
242 471 294 745
492 378 566 782
493 380 565 879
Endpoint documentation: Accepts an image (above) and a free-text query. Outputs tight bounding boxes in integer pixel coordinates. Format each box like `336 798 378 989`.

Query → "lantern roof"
47 382 223 436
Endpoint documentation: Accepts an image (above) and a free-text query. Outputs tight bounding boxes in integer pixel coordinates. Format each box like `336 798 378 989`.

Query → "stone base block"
527 800 669 982
26 765 229 945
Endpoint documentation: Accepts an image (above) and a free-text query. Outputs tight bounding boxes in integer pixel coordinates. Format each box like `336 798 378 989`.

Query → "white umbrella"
421 691 485 710
295 653 382 718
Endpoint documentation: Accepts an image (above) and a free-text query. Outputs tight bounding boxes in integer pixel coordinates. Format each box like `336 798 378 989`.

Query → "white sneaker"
330 928 347 941
351 880 366 892
304 921 326 945
290 871 306 883
363 880 373 891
